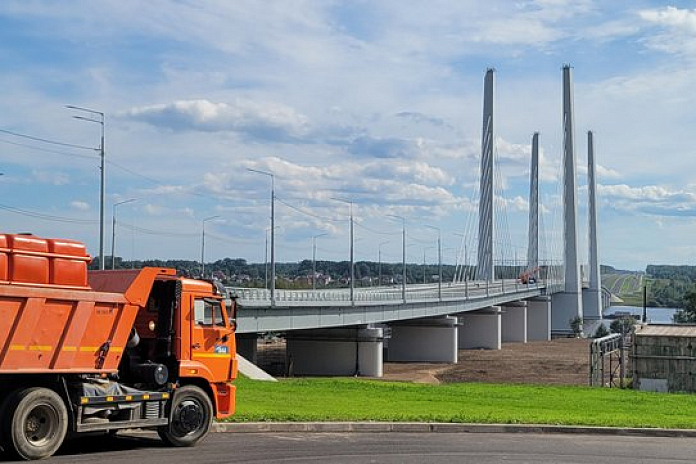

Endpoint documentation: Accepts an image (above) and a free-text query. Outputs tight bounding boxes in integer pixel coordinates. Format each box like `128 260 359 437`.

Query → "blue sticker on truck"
214 345 229 354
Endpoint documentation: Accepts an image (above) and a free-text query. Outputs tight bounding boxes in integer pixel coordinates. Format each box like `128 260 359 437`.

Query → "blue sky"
1 1 696 271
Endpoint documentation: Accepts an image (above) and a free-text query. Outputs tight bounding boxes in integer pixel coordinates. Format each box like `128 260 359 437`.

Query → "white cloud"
640 6 696 32
31 170 69 186
122 99 310 142
599 184 696 217
70 201 89 211
639 6 696 56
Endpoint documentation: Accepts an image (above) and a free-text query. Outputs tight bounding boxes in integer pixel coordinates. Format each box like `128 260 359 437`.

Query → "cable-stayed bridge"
228 65 606 377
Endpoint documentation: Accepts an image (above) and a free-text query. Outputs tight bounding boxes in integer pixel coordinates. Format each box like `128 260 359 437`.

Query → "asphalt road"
4 432 694 464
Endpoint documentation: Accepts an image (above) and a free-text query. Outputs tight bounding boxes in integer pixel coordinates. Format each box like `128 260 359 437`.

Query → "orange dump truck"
0 234 237 460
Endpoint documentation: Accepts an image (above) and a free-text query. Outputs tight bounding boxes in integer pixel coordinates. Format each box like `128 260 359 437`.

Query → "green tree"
674 288 696 323
593 324 610 338
569 316 583 337
610 316 636 336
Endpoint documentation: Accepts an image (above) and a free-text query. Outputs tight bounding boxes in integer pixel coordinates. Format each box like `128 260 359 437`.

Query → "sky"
1 1 695 271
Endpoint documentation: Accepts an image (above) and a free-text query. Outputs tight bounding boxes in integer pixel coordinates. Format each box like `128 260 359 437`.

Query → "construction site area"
255 338 592 386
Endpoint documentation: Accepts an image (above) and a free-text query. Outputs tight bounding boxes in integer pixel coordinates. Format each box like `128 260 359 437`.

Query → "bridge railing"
228 278 556 307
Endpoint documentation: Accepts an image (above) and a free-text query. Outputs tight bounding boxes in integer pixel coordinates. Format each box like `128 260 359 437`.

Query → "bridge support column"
527 297 551 341
583 288 602 321
386 316 458 363
553 64 583 334
501 302 527 343
286 327 383 377
458 307 501 350
584 130 602 320
236 334 258 364
551 292 583 336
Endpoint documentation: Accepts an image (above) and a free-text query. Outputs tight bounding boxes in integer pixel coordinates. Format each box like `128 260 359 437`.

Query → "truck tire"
158 385 213 447
2 387 68 460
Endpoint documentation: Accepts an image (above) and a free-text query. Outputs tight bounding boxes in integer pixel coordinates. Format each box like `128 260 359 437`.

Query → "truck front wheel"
158 385 213 447
2 387 68 460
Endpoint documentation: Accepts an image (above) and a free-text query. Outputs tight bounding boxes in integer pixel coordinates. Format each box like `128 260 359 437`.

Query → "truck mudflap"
213 382 235 419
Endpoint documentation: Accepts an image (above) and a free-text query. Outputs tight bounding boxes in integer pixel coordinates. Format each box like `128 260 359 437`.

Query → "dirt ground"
384 338 591 385
255 337 591 386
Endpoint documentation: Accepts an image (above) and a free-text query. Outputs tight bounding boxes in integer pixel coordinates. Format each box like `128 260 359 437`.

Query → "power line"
118 221 199 238
0 203 97 224
276 197 345 222
0 137 99 161
0 128 96 151
353 221 400 236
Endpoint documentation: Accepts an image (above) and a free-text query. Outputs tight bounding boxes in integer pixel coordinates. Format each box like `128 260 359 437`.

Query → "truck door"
190 297 232 381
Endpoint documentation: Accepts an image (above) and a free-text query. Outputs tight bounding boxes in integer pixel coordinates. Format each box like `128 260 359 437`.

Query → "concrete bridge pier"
527 296 551 341
285 326 384 377
551 292 583 336
458 307 501 350
501 302 527 343
386 316 458 363
236 334 259 364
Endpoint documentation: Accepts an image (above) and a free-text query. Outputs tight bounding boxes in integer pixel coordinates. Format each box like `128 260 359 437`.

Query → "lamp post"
201 215 220 278
454 232 469 297
422 247 434 284
67 105 105 269
332 197 354 304
248 169 276 306
424 225 442 300
378 241 389 287
111 199 135 270
388 215 406 303
264 227 270 290
312 233 328 290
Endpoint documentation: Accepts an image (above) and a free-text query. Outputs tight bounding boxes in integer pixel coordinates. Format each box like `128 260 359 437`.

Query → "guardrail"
228 279 557 307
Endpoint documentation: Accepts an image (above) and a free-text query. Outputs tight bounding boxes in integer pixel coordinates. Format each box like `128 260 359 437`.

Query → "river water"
603 305 678 324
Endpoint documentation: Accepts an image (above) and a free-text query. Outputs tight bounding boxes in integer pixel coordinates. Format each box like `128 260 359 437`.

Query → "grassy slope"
231 377 696 429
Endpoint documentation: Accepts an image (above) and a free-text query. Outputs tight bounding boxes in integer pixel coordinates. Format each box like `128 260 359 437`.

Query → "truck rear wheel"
2 387 68 460
158 385 213 447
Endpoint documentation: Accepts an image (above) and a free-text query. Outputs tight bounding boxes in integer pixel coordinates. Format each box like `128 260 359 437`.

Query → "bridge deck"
229 280 556 333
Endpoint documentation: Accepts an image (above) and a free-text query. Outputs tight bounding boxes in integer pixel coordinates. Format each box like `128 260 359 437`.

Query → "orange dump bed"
0 235 175 374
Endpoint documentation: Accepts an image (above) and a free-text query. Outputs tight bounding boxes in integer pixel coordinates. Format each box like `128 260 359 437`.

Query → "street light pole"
378 241 389 287
201 215 220 278
312 233 328 290
424 225 442 300
248 169 276 306
388 215 406 303
111 199 135 270
67 105 105 269
264 228 269 290
332 198 354 304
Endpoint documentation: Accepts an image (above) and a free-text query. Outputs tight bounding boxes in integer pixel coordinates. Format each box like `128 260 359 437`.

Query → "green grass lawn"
230 376 696 429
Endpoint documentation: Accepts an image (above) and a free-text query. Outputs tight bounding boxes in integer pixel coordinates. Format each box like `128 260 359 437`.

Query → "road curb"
213 422 696 438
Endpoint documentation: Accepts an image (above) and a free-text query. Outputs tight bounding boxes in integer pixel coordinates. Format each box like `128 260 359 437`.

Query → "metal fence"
589 333 632 388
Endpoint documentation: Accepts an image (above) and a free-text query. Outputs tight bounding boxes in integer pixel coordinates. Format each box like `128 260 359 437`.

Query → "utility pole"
312 233 328 290
248 169 276 306
378 241 389 287
111 199 135 270
332 198 355 304
424 225 442 300
201 215 220 278
389 215 406 303
67 105 105 269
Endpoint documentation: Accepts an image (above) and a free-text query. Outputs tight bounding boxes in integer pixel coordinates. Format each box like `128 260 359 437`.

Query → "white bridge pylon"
232 65 602 377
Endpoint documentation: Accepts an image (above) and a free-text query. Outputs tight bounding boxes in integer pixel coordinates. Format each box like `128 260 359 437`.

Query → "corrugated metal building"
633 325 696 393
